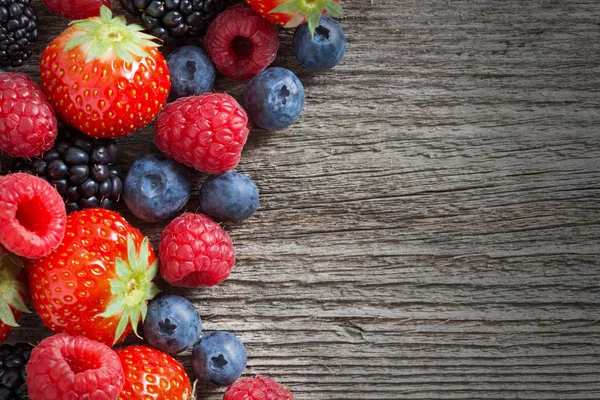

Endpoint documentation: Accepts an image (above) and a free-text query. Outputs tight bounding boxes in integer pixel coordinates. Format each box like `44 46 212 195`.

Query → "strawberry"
40 6 170 139
245 0 342 35
0 246 29 344
116 346 193 400
25 208 160 346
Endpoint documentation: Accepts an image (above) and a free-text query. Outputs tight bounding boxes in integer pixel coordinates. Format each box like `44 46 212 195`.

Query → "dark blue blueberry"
192 331 247 387
243 67 305 131
200 171 259 222
143 294 202 354
167 45 215 99
293 16 346 71
123 155 191 222
0 68 4 73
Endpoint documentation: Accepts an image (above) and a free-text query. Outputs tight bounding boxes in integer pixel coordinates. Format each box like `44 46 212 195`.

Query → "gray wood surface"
4 0 600 398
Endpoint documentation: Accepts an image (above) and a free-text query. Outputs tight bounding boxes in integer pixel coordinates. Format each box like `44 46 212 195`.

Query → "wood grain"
3 0 600 398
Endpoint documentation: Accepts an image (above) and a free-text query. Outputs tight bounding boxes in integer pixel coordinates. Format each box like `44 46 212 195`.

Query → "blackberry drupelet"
0 0 38 68
12 128 123 214
0 342 33 399
119 0 227 44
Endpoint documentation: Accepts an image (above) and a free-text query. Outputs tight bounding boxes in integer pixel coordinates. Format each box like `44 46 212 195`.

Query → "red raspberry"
205 5 279 81
26 333 125 400
155 93 250 174
159 213 236 287
0 73 58 158
0 173 66 259
42 0 111 19
224 377 295 400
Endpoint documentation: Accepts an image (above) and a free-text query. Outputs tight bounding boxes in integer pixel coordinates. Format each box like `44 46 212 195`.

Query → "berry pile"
0 0 347 398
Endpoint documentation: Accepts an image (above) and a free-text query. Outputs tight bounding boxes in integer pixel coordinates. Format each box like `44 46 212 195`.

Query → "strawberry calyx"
0 247 29 328
98 234 160 344
270 0 343 36
65 5 159 63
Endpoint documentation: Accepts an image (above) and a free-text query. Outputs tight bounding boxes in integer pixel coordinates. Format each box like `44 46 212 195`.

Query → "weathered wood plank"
3 0 600 398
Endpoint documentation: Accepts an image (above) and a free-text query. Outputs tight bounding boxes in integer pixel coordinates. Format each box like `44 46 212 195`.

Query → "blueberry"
243 67 305 130
143 294 202 354
192 331 247 386
200 171 259 222
167 45 215 99
123 155 191 222
293 16 346 71
0 69 4 73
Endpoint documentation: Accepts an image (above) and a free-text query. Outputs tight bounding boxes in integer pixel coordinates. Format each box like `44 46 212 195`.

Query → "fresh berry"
123 155 191 223
243 67 305 130
293 16 345 70
159 213 236 287
25 208 160 345
0 69 4 73
0 73 58 158
224 376 294 400
12 128 123 214
192 331 247 386
116 346 193 400
43 0 111 19
167 45 216 99
0 342 34 399
119 0 227 44
0 173 66 259
200 171 259 222
142 294 202 354
40 6 170 138
155 93 250 174
0 247 28 344
245 0 341 34
205 5 279 81
26 334 124 400
0 0 38 67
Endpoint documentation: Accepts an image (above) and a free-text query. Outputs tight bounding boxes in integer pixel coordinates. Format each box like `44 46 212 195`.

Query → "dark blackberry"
119 0 227 44
12 128 123 214
0 0 38 68
0 342 33 399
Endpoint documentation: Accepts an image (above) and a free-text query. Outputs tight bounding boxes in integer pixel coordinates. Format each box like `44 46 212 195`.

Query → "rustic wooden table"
6 0 600 399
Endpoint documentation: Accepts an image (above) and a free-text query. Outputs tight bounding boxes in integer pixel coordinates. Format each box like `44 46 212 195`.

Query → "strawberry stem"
269 0 343 36
0 248 29 328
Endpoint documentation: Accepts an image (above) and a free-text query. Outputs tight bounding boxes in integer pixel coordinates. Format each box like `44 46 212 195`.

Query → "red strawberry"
245 0 342 34
40 6 170 139
26 333 125 400
43 0 111 20
116 346 193 400
0 72 58 158
224 376 294 400
0 246 29 344
25 208 160 346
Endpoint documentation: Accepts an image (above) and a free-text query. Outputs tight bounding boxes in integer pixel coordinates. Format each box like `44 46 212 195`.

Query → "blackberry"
119 0 227 44
12 128 123 214
0 342 33 399
0 0 38 68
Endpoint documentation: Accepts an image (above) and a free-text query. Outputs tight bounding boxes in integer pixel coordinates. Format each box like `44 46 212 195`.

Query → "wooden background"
4 0 600 398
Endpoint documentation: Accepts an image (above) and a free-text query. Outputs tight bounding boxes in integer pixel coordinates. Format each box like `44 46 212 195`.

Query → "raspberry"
0 73 57 157
43 0 110 20
224 377 295 400
159 213 235 287
0 173 66 259
155 93 250 174
25 334 125 400
205 5 279 81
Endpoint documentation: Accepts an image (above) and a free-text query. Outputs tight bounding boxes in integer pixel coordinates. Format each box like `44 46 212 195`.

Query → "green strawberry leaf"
98 234 160 344
307 11 322 37
270 1 302 14
325 0 343 17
